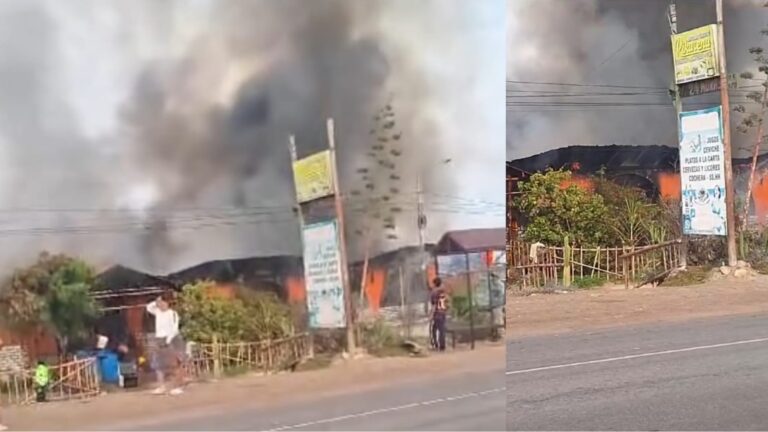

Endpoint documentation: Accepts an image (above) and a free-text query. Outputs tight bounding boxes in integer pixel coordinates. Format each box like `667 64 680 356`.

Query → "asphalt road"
116 367 505 431
507 313 768 431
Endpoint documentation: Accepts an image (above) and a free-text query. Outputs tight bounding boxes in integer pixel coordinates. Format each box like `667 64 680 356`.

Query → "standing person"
146 295 186 396
429 277 448 352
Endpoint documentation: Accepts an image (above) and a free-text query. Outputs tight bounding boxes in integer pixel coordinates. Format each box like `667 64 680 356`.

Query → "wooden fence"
187 333 311 378
509 239 684 291
0 357 100 406
620 239 683 289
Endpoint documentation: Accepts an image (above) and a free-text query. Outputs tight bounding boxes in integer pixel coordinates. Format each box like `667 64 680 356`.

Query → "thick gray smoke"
508 0 768 160
0 0 504 275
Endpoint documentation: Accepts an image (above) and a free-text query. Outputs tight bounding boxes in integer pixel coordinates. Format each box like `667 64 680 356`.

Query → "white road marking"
506 336 768 376
264 387 505 431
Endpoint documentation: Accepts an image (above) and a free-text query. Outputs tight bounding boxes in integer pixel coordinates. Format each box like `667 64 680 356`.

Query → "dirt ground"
508 274 768 338
4 342 504 431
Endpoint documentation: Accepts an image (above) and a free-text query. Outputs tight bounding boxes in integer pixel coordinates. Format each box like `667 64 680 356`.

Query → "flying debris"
357 168 369 174
392 133 401 140
390 149 401 157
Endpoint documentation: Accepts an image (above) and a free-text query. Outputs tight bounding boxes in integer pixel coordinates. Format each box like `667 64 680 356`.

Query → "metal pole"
326 118 357 355
417 173 429 319
288 134 314 359
716 0 738 267
464 253 475 350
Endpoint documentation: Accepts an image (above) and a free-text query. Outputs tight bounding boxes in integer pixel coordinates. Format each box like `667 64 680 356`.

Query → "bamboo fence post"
212 335 222 378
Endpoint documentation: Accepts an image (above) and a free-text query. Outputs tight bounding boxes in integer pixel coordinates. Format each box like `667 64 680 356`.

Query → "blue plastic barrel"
96 350 120 384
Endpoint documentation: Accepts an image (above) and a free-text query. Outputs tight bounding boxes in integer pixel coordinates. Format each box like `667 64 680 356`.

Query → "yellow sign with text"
293 150 334 203
671 24 720 85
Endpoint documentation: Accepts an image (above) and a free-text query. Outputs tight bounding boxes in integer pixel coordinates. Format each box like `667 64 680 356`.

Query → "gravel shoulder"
508 275 768 338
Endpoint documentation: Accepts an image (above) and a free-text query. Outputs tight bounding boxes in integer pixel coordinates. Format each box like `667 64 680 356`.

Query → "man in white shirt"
146 295 186 396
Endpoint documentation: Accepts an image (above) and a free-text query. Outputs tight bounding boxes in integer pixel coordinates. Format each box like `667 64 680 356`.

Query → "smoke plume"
0 0 504 275
508 0 768 160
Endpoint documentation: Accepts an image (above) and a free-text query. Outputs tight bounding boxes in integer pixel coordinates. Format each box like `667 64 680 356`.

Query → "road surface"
507 313 768 430
112 367 505 431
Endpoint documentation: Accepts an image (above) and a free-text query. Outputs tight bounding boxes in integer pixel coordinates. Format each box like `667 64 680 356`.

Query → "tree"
514 170 610 246
734 14 768 230
43 261 100 355
0 252 100 355
348 101 405 304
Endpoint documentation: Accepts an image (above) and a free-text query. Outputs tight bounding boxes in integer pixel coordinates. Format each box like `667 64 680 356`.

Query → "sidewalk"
6 343 504 431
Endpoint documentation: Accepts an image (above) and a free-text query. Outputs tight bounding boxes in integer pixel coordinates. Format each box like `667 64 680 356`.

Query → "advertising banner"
679 106 726 236
302 220 346 328
293 150 333 204
671 24 719 85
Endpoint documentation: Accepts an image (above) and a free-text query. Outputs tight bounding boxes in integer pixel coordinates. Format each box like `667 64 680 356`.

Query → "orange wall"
751 175 768 223
285 276 306 304
561 176 594 191
657 173 681 200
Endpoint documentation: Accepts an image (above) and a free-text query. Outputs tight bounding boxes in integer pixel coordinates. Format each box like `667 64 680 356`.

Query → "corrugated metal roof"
434 228 506 254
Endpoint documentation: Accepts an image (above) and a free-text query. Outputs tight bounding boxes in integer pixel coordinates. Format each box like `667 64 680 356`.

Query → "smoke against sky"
0 0 504 275
508 0 768 160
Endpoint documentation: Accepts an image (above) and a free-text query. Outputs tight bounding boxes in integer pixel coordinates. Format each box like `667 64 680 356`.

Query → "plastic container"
96 350 120 384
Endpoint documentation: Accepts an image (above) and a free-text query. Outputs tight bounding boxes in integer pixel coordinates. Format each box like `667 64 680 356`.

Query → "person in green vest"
34 361 51 403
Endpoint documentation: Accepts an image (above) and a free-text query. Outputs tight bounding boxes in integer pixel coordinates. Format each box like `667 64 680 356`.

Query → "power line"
507 80 668 90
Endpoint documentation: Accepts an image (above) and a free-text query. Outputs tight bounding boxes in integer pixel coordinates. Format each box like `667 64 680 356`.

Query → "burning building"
509 144 768 223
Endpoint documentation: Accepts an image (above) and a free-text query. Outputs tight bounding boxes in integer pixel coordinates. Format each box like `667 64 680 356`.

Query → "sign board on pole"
679 106 727 236
302 220 346 328
292 150 334 204
671 24 720 85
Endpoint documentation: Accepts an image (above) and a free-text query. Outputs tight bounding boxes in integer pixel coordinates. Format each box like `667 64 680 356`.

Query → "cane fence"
509 239 684 292
186 333 311 378
0 356 100 406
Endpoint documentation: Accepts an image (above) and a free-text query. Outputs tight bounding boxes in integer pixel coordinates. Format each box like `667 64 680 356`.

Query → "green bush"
177 281 294 343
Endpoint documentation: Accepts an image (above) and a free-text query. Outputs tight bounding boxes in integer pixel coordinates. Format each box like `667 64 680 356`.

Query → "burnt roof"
510 145 680 174
96 265 172 291
167 255 302 286
434 228 506 254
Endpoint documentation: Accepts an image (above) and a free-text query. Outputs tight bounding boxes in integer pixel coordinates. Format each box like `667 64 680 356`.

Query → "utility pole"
416 173 428 320
716 0 739 267
327 118 357 355
669 0 687 268
288 134 315 359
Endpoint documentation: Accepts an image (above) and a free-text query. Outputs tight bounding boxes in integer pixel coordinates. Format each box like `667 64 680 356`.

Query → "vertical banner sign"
302 220 346 328
679 106 727 236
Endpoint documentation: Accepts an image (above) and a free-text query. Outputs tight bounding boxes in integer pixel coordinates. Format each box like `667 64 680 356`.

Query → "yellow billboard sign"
671 24 720 85
293 150 334 203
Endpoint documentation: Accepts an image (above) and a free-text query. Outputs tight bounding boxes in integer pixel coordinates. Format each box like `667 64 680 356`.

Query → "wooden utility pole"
326 118 357 355
669 0 687 268
716 0 739 267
